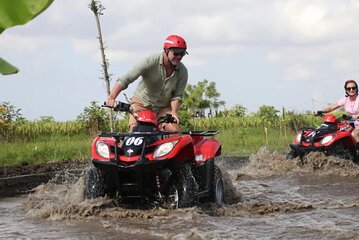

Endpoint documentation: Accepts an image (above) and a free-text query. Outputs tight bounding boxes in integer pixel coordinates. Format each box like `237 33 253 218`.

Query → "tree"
257 105 280 125
228 104 247 117
77 101 109 134
205 81 225 117
0 102 24 123
38 116 55 122
0 102 26 141
183 82 207 117
0 104 4 125
89 0 115 131
0 0 54 75
183 79 225 117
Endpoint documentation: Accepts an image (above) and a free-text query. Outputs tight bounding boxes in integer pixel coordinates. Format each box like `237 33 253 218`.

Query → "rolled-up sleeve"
171 67 188 102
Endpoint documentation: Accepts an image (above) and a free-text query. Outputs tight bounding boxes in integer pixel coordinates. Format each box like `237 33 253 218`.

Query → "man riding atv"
85 35 225 208
106 34 188 132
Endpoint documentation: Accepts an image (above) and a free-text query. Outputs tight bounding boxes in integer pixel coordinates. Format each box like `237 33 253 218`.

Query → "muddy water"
1 148 359 239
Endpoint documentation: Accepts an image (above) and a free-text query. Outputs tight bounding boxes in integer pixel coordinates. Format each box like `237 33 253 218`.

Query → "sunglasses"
346 87 357 91
173 51 186 57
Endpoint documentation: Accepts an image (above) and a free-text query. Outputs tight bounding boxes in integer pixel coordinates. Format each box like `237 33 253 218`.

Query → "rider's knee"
163 123 180 132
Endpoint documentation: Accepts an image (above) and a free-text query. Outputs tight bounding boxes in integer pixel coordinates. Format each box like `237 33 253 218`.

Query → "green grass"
217 127 295 156
0 134 93 166
0 127 296 167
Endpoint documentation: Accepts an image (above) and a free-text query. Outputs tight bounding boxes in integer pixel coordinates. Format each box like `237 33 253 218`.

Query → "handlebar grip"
101 101 108 107
314 110 324 116
342 114 352 120
157 114 177 124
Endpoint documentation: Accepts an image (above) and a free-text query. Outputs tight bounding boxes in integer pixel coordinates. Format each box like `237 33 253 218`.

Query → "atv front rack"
181 130 220 136
99 130 220 140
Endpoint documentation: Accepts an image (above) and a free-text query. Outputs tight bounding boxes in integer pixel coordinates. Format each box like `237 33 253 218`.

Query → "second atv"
287 112 358 163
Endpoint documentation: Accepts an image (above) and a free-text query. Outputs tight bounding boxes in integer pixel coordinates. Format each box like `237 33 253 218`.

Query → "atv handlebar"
341 114 354 121
102 101 178 124
157 114 177 124
102 101 131 112
313 111 355 122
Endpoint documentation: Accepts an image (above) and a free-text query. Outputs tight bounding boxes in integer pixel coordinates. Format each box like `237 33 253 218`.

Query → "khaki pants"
129 96 180 132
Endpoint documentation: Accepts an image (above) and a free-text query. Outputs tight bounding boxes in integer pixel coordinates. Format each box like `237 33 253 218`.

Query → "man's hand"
106 84 122 107
106 98 117 108
171 112 179 124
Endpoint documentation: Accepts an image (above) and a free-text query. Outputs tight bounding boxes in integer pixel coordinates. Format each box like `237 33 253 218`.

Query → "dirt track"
0 159 90 178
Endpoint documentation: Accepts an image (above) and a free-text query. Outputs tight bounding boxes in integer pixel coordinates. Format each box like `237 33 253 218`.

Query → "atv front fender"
194 138 221 160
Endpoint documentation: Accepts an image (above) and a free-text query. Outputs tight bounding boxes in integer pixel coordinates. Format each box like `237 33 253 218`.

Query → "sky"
2 0 359 121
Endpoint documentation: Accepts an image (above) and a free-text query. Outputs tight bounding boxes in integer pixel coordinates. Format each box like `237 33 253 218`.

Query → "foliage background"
0 79 345 166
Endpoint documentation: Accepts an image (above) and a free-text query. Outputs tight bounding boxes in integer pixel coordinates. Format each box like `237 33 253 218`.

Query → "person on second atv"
106 34 188 132
316 79 359 144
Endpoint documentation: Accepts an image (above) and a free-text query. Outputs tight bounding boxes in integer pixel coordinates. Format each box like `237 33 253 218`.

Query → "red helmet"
137 110 157 125
163 35 187 50
323 114 337 123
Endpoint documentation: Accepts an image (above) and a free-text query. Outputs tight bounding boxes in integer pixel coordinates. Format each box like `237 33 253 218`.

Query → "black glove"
314 110 324 116
342 114 351 120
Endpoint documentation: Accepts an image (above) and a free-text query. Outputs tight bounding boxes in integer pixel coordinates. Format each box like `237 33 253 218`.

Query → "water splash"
22 169 202 221
237 147 359 178
215 201 314 217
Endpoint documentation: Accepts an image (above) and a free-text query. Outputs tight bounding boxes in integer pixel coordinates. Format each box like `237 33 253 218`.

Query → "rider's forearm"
170 100 181 114
107 84 122 100
322 104 339 113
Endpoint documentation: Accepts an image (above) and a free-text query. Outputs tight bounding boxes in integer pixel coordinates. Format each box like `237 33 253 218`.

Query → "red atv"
287 112 358 163
85 101 224 208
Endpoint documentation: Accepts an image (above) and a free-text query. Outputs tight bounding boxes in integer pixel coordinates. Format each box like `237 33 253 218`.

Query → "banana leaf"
0 58 19 75
0 0 54 75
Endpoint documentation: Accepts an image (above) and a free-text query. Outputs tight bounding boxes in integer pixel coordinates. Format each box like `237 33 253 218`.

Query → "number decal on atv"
125 137 144 146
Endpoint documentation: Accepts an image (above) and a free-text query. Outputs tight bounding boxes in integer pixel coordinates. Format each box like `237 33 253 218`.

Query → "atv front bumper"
92 157 170 173
92 158 172 200
289 143 325 156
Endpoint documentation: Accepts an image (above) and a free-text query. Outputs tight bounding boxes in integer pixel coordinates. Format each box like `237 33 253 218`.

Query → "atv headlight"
154 141 178 158
295 132 302 143
96 141 110 158
320 135 333 145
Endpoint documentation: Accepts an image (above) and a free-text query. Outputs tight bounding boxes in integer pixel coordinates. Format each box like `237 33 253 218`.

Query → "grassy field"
217 126 294 156
0 126 296 167
0 134 93 166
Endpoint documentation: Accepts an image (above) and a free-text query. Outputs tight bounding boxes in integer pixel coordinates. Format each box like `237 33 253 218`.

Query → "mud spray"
20 148 359 239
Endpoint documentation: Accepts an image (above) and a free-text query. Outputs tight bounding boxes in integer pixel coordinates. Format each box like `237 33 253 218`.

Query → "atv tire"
326 140 356 161
176 164 199 208
286 150 298 159
85 167 106 199
163 184 179 209
211 165 224 206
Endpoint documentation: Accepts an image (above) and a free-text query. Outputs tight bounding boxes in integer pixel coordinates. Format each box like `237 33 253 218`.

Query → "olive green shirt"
116 53 188 110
